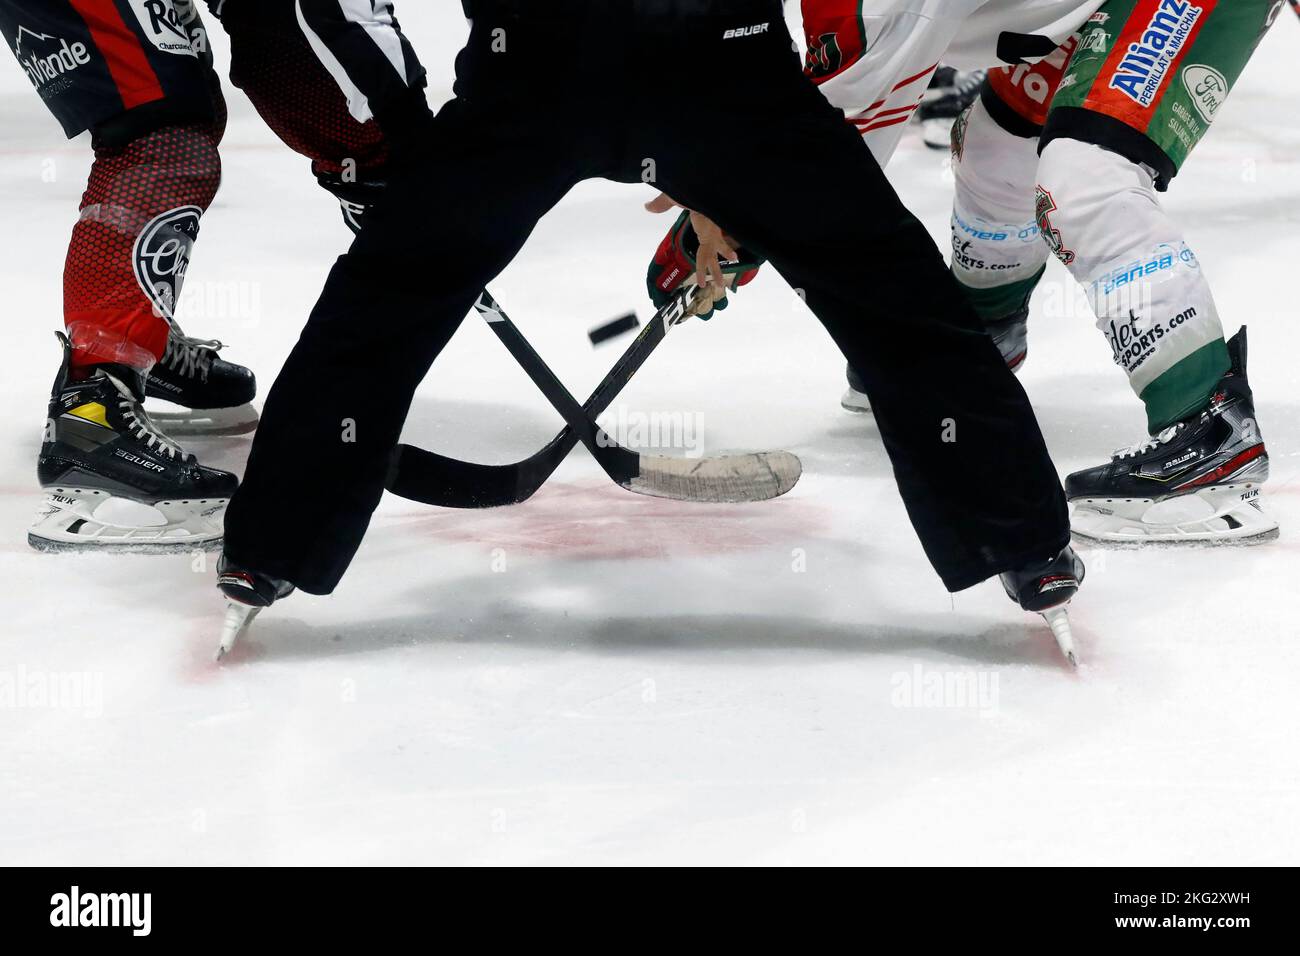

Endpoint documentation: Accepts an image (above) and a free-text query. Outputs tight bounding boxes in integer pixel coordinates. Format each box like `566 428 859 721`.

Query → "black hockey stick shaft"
473 290 664 487
386 284 697 507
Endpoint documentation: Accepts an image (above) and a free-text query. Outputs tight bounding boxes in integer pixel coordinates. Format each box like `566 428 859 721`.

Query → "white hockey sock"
1035 137 1228 430
950 96 1049 321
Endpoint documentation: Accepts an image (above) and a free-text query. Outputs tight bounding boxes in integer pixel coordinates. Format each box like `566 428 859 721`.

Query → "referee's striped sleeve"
294 0 427 124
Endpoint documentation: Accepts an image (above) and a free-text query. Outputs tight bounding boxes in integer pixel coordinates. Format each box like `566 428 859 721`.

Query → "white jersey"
802 0 1105 163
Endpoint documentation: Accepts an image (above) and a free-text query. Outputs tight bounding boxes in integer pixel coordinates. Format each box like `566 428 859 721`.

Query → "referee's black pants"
225 0 1071 595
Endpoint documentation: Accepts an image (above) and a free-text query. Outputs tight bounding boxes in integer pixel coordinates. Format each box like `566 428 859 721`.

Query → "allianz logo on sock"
49 886 151 937
723 22 770 39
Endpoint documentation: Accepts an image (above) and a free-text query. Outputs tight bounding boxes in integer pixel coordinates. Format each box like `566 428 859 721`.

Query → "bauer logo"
1183 64 1227 124
127 0 199 56
723 23 769 40
1107 0 1205 109
133 206 202 321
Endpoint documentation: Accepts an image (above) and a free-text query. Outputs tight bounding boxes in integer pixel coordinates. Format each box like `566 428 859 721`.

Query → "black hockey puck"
588 311 639 346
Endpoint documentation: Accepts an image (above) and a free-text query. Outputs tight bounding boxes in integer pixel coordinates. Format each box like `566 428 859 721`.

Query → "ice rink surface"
2 8 1298 866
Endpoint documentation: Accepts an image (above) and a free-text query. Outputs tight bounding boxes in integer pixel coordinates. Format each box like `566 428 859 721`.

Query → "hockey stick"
386 285 697 507
386 286 802 507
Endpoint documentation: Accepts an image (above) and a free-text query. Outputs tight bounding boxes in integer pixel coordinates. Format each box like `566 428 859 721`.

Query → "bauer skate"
1067 328 1276 547
144 329 258 436
1001 545 1085 668
215 554 295 660
29 333 237 553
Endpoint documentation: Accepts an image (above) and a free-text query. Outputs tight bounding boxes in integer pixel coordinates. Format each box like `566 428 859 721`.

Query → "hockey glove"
646 210 764 320
316 168 388 236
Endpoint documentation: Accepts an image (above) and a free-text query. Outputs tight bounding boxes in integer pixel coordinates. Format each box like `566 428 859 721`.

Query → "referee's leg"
222 99 588 594
648 51 1069 591
292 0 431 142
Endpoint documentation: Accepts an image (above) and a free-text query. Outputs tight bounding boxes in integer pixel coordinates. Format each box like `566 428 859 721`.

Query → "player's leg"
219 12 602 598
1036 0 1281 544
800 0 963 165
740 1 956 414
844 57 1066 414
0 0 250 551
949 44 1082 369
645 24 1073 597
208 0 412 235
289 0 428 131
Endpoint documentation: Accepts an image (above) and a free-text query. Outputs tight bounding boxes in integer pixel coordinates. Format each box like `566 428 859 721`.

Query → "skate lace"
117 395 186 460
1115 423 1182 460
161 332 221 383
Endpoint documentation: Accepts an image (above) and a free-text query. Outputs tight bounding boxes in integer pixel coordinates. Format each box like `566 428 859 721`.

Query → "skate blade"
1070 486 1277 547
1041 606 1078 669
920 118 955 150
216 602 262 662
840 389 872 414
27 533 223 555
28 491 227 554
146 403 259 437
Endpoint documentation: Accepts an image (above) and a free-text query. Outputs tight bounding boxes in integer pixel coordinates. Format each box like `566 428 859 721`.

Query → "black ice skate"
987 305 1029 372
918 66 986 150
30 333 237 553
144 330 258 436
215 553 295 660
1001 545 1085 667
1067 328 1275 547
841 363 873 413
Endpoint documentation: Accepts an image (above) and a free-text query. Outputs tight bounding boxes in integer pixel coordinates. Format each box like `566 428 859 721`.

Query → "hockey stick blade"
389 435 801 506
626 450 802 504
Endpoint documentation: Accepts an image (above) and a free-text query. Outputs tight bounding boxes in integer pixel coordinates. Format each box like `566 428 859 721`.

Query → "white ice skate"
1070 483 1277 547
29 490 226 554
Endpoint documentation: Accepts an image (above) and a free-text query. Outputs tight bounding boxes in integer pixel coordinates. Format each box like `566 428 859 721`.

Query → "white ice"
1 9 1298 866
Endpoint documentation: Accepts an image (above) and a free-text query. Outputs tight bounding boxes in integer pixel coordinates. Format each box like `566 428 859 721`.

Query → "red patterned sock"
65 109 226 373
